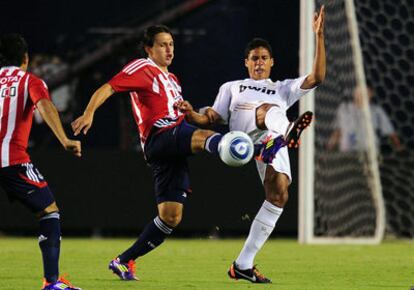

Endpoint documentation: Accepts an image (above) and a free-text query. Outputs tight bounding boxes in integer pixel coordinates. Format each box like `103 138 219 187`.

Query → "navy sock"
38 212 61 283
204 133 222 154
118 216 173 262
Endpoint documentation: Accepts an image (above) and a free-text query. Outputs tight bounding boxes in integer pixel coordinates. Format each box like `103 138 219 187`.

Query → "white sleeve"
376 106 395 136
212 82 233 124
277 75 316 108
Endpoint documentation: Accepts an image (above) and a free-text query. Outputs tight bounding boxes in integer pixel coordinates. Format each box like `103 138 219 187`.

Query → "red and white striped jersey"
0 66 50 168
108 58 185 146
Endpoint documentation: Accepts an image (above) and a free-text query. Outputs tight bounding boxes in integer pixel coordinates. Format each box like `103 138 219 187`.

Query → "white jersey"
212 75 315 183
334 102 395 151
212 75 313 143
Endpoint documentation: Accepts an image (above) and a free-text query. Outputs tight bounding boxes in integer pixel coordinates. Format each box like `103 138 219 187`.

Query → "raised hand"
313 5 325 36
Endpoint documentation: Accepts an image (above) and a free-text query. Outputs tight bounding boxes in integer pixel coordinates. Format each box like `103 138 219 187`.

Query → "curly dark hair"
0 33 28 67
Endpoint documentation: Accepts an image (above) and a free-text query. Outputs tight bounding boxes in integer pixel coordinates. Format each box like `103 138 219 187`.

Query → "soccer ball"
218 131 254 167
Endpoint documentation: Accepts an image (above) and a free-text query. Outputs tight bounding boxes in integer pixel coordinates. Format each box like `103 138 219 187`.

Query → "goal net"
298 0 414 243
355 0 414 238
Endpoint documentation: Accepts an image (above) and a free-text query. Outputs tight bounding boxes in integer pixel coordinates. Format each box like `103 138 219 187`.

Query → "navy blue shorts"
144 120 198 204
0 162 55 213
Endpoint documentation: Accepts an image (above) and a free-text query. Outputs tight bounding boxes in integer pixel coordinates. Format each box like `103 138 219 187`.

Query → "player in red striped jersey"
0 34 81 290
71 25 227 281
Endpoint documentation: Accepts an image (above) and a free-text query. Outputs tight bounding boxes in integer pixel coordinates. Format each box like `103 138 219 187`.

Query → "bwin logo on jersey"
229 138 250 160
239 85 275 95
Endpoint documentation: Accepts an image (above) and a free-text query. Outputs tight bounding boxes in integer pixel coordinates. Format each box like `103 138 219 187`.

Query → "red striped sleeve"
108 59 149 92
28 75 51 104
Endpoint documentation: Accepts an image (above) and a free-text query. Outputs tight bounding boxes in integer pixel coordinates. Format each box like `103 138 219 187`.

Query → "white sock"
264 106 290 135
235 200 283 270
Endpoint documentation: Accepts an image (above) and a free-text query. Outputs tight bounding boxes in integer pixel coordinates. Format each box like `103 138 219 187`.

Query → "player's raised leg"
283 111 313 148
191 128 223 154
255 104 313 163
193 128 255 167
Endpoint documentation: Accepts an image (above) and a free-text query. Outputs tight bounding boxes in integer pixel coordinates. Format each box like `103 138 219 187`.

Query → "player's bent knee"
158 201 183 227
159 214 182 227
38 202 59 218
256 103 280 129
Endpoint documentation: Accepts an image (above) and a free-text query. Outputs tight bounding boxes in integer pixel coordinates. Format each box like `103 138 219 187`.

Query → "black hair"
0 33 28 67
244 38 273 59
139 25 173 57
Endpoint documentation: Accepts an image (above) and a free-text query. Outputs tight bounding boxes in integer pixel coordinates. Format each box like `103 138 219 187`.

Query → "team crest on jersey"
239 85 275 95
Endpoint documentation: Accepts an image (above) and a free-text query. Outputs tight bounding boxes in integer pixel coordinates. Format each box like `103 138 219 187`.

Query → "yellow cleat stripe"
266 139 274 149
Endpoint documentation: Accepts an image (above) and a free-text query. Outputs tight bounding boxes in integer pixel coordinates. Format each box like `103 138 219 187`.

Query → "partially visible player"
0 34 81 290
71 24 245 281
327 85 402 152
178 6 325 283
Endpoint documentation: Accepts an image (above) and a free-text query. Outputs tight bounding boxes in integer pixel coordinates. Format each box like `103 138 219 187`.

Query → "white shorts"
254 132 292 184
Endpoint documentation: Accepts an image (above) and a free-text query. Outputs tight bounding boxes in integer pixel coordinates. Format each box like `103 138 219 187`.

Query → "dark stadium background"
0 0 302 237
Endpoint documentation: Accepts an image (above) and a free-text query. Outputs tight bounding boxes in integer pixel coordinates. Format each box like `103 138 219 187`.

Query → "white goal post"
298 0 386 244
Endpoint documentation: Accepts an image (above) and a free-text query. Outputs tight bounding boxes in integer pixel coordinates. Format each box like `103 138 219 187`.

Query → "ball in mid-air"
218 131 254 167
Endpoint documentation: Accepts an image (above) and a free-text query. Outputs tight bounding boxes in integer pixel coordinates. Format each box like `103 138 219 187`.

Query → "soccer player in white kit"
178 5 325 283
327 86 402 152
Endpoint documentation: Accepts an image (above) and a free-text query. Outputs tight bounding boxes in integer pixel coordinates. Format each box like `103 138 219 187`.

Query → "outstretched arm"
36 99 81 157
71 83 114 136
302 5 326 89
176 100 222 128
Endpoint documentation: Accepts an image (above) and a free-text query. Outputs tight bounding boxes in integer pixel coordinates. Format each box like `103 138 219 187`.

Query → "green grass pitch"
0 238 412 290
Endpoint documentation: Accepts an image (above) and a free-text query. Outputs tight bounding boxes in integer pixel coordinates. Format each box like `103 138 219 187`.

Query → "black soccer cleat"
227 261 272 284
284 111 313 148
